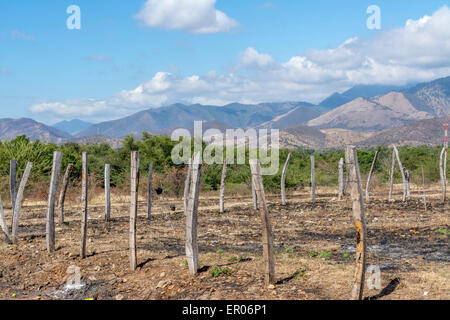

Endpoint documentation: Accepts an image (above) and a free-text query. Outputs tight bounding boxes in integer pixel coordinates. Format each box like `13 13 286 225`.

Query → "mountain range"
1 75 449 149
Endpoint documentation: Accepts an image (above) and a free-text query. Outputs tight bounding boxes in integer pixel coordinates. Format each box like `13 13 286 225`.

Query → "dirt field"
0 185 448 300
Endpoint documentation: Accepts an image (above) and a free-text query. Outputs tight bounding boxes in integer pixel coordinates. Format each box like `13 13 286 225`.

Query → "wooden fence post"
105 164 111 221
10 160 16 216
344 146 367 300
11 162 32 244
250 159 275 286
365 150 379 202
405 170 411 197
0 196 11 243
393 146 407 202
46 151 62 253
440 147 447 203
311 155 316 201
219 158 227 213
185 152 202 275
80 152 88 259
58 163 73 224
338 158 344 200
252 182 258 210
421 165 427 211
388 149 396 201
281 153 292 205
130 151 140 271
147 162 153 220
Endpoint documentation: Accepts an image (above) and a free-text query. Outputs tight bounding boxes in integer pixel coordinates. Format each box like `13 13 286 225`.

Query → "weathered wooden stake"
393 146 407 202
129 151 140 271
80 152 88 259
219 158 228 213
338 158 344 200
11 162 32 244
147 162 153 220
344 146 367 301
0 196 11 243
9 160 16 216
311 155 316 201
365 150 379 202
250 159 275 286
440 147 447 203
405 170 411 197
105 164 111 221
58 163 73 224
185 152 202 275
46 151 62 253
388 149 396 201
281 153 292 205
421 165 427 211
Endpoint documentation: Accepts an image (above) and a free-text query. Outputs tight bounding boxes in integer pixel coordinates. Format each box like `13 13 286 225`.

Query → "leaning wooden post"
104 164 111 221
0 196 11 243
281 153 292 205
250 159 275 286
338 158 344 200
311 155 316 201
11 162 32 244
219 158 228 213
388 149 396 201
58 163 73 224
80 152 88 259
393 146 407 202
46 151 62 253
185 152 202 275
130 151 140 271
147 162 153 220
421 165 427 211
9 160 17 216
439 147 447 203
252 182 258 210
344 146 367 300
365 150 379 202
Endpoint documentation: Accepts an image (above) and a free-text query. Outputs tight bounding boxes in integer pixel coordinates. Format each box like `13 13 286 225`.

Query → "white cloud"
134 0 238 34
31 6 450 122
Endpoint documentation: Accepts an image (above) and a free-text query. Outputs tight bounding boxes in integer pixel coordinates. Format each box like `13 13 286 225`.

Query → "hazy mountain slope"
75 102 302 138
257 105 321 130
0 118 72 143
53 119 93 134
357 115 450 148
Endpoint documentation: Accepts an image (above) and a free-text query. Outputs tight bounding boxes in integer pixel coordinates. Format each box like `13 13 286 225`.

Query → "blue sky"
0 0 449 124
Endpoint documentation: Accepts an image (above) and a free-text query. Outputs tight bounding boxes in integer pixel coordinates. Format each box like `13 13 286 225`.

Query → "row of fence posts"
0 143 447 300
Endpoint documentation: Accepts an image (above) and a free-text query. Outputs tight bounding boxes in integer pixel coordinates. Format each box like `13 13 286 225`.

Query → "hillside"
257 106 321 130
0 118 72 143
52 119 93 134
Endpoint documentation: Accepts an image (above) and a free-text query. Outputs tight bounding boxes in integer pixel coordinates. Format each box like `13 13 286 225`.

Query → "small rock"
115 294 124 300
247 286 258 294
159 272 166 278
267 284 275 290
94 266 101 272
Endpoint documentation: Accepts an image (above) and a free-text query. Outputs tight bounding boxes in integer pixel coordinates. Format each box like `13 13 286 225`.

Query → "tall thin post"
440 147 447 203
405 170 411 197
311 155 316 201
130 151 140 271
0 196 11 243
80 152 88 259
345 146 367 301
338 158 344 200
58 163 73 224
281 153 292 205
250 159 275 286
388 149 396 201
252 182 258 210
105 164 111 221
393 146 407 202
46 151 62 253
365 151 379 202
9 160 16 216
11 162 32 244
421 165 427 211
185 152 202 275
147 162 153 220
219 158 227 213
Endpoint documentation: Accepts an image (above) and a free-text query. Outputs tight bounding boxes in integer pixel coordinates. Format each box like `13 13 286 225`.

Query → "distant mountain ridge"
53 119 93 134
0 118 72 143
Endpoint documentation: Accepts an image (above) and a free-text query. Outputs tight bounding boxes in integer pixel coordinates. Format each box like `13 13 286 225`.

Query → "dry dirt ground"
0 185 448 300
